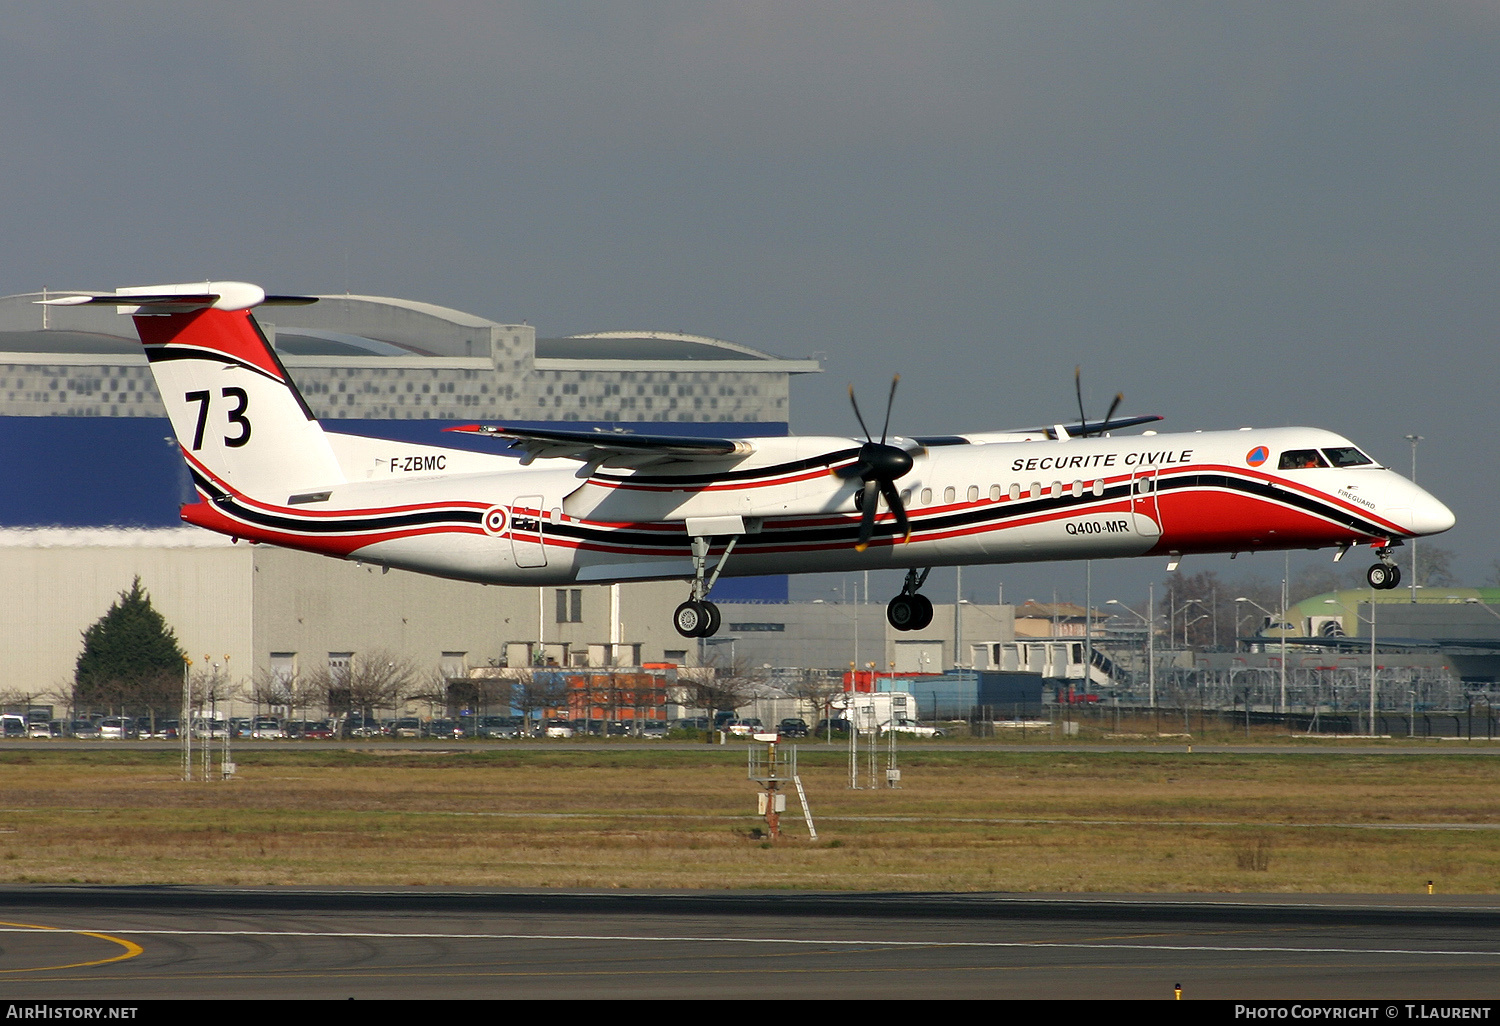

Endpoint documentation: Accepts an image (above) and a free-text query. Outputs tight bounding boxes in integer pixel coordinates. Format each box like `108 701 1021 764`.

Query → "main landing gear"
1366 546 1402 590
887 567 934 631
674 534 740 638
674 599 721 638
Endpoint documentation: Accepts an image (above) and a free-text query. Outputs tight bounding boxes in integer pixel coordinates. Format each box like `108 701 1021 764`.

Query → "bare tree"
1414 545 1457 588
306 650 421 727
676 651 764 718
506 667 569 733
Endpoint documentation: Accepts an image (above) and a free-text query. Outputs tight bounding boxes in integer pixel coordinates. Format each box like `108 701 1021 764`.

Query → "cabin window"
1009 484 1021 501
901 488 912 505
1278 449 1329 470
944 486 956 504
1322 447 1373 468
968 485 980 503
920 488 932 505
1030 482 1041 498
1051 480 1062 497
990 485 1002 502
1092 479 1104 497
1071 480 1083 497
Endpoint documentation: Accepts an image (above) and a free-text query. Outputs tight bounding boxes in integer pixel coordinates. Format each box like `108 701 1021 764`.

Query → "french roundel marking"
1246 446 1269 467
482 506 508 536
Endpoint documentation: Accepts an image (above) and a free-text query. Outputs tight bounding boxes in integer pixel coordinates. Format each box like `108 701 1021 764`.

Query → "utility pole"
1406 435 1422 604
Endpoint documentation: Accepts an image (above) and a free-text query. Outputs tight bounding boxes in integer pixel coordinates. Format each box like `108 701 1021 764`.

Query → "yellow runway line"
0 919 144 973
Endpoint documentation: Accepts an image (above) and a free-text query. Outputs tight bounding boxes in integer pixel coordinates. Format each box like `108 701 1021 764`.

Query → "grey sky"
3 2 1496 604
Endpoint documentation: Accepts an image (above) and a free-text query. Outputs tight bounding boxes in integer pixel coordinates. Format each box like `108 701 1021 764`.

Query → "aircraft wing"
444 424 754 466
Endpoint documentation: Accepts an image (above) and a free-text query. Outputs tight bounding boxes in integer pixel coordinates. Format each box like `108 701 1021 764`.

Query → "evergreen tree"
74 577 186 715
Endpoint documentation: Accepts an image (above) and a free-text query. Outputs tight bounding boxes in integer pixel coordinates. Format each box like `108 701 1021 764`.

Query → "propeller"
836 375 916 551
1071 366 1127 438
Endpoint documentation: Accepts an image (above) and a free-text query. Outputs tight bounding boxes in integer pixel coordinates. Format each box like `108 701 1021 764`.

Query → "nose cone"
1413 493 1456 536
1384 478 1455 537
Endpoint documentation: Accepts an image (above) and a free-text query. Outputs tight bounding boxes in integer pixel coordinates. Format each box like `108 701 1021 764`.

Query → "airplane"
41 281 1456 639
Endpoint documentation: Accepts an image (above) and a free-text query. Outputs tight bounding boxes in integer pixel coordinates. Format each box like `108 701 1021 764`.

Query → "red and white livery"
43 282 1456 638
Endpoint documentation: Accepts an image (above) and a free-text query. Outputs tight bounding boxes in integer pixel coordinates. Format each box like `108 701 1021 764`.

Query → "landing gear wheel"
911 594 934 630
674 600 722 638
675 601 709 638
887 594 935 632
887 596 918 631
1366 563 1395 590
1385 564 1402 589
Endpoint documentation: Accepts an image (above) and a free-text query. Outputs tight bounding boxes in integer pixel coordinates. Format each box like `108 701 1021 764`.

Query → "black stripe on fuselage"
191 470 483 536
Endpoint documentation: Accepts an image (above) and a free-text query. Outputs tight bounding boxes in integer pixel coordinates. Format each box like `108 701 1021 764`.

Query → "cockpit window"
1321 447 1374 468
1277 449 1328 470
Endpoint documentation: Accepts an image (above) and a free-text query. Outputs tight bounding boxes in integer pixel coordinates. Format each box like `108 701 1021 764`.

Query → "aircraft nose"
1387 485 1455 537
1413 494 1456 536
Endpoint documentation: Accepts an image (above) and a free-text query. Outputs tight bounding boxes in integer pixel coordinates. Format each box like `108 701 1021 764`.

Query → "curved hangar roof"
0 292 819 372
537 330 792 363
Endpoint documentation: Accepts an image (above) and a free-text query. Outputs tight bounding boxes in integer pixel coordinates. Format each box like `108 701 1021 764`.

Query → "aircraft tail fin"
42 282 345 501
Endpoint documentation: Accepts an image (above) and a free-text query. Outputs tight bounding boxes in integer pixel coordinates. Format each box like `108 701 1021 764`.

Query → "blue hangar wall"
2 415 790 603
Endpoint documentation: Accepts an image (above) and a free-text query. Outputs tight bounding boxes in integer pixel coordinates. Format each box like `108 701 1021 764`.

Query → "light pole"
1406 434 1422 604
1237 595 1287 714
1169 597 1208 649
1106 597 1153 707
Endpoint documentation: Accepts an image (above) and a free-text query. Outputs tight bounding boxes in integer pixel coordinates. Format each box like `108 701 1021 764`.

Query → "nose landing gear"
1367 547 1402 590
887 567 934 631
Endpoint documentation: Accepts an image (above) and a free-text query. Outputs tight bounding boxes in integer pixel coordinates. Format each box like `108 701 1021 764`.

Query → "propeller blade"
1103 392 1123 426
880 374 899 445
1074 366 1086 434
847 385 873 443
880 479 911 544
854 479 881 552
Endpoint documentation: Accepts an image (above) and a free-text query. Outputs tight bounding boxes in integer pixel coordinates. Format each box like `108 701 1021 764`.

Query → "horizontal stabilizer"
37 282 317 313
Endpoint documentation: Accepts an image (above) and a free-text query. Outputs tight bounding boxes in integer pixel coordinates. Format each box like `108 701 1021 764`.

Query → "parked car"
391 717 425 739
778 718 809 738
544 718 575 738
814 718 853 737
251 717 286 739
727 717 763 737
289 720 335 739
98 716 136 740
1 715 26 738
343 715 383 738
26 720 53 739
479 716 524 739
191 718 226 740
69 719 101 740
882 718 944 738
640 721 668 739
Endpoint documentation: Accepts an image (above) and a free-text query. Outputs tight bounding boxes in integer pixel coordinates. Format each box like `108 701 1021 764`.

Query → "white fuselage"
183 424 1454 587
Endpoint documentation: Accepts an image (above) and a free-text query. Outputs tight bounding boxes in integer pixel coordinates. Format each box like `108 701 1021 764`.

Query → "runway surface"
1 887 1498 999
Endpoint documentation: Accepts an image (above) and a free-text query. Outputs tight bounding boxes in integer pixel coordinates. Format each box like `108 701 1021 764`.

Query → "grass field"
2 745 1497 893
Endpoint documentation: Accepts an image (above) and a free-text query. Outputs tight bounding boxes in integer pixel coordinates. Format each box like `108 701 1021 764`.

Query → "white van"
0 715 27 739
